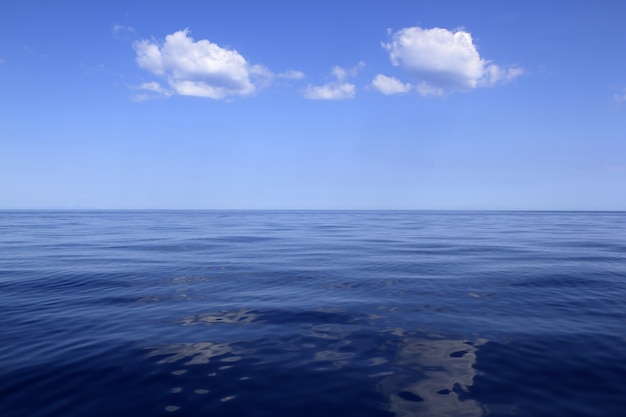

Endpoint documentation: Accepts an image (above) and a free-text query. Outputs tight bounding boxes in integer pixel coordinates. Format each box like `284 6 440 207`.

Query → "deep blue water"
1 210 625 417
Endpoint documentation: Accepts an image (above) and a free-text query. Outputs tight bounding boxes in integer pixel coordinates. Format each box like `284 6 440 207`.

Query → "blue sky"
1 0 625 210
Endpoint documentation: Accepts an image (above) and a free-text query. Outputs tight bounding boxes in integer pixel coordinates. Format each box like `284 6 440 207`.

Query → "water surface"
1 210 625 416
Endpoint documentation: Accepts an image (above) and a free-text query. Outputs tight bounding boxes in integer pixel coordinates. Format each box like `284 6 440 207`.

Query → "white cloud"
278 70 305 80
131 93 150 102
133 29 271 100
382 26 522 95
371 74 412 95
331 61 366 82
130 81 172 101
332 66 348 82
112 24 136 40
416 82 445 96
138 81 169 94
304 83 356 100
481 65 525 86
303 62 364 100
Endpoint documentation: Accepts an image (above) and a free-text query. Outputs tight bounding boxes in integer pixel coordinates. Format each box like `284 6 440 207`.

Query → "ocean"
1 210 625 417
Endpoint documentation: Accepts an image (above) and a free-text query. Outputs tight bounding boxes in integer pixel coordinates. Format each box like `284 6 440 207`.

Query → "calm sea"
1 210 625 417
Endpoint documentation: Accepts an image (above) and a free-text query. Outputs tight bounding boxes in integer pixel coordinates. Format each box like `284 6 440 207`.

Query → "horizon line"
1 208 624 213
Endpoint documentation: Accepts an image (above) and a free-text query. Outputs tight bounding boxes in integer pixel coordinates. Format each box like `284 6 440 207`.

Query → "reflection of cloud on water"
146 341 251 365
179 309 258 326
380 337 487 417
146 307 497 415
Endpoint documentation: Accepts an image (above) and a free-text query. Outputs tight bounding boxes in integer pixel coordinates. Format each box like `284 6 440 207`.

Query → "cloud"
133 29 271 100
416 82 444 97
112 24 136 40
382 26 522 95
304 83 356 100
332 61 365 82
371 74 412 95
303 62 364 100
278 70 305 80
130 81 173 101
614 88 626 103
481 65 525 86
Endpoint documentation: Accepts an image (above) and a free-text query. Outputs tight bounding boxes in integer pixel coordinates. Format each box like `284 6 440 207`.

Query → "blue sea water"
0 210 625 417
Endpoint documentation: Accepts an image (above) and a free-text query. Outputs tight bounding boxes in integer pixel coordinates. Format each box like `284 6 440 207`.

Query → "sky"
1 0 625 210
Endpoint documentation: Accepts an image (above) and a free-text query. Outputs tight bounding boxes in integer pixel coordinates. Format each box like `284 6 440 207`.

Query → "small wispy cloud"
0 58 5 65
416 82 445 97
304 62 364 100
133 29 273 100
332 61 365 82
379 26 523 96
304 83 356 100
130 81 173 101
614 88 626 104
370 74 412 95
278 70 305 80
112 24 136 41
